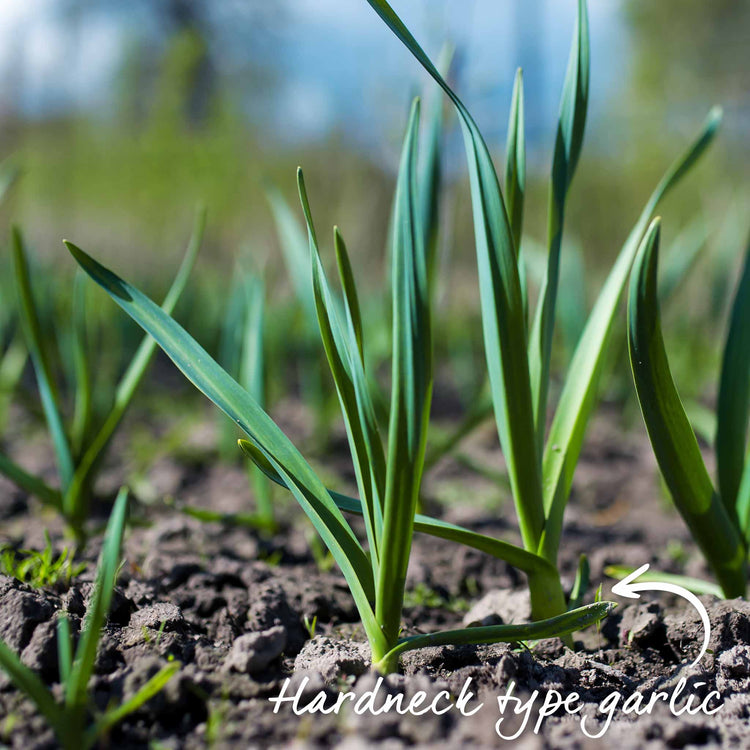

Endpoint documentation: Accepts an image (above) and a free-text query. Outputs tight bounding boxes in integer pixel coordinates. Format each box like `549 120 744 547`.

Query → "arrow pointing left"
611 563 711 668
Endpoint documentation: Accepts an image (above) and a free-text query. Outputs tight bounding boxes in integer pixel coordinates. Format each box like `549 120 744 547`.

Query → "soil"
0 400 748 749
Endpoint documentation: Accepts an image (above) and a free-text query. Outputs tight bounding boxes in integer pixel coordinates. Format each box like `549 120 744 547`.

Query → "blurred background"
0 0 748 412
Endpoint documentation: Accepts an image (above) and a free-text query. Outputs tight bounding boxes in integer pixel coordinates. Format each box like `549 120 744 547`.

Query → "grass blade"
716 239 750 516
239 275 274 524
736 458 750 545
56 614 72 686
12 227 75 493
0 638 64 731
333 227 364 361
239 275 266 410
266 183 316 321
627 220 745 598
684 399 717 446
87 662 180 747
376 98 432 647
364 0 545 554
659 216 710 301
67 487 129 708
568 553 590 610
217 274 251 457
0 333 28 428
0 451 63 509
538 107 723 564
505 68 526 259
298 170 387 571
420 44 452 294
65 208 205 521
423 391 492 470
558 240 587 360
239 437 553 576
505 68 527 323
0 160 20 205
71 273 93 459
379 601 615 668
66 239 383 651
528 0 589 449
171 499 277 533
218 275 247 387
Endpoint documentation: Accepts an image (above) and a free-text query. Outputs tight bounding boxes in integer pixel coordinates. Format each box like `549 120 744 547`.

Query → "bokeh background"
0 0 748 411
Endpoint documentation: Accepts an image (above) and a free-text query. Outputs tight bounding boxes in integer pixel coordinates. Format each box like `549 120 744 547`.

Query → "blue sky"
0 0 628 159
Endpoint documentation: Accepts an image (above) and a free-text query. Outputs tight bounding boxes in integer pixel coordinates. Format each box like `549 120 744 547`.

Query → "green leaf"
56 615 73 686
71 272 93 459
683 398 717 445
557 240 587 360
87 662 180 747
423 391 493 470
238 438 555 577
364 0 544 554
218 273 248 380
0 159 20 205
266 183 316 321
12 227 75 493
376 601 615 670
659 215 710 301
505 68 525 261
65 208 205 524
298 170 386 573
538 106 723 565
568 553 590 610
737 459 750 545
172 499 277 533
0 638 64 732
0 333 28 427
376 98 432 647
239 275 265 406
420 43 453 294
627 219 745 598
216 271 249 457
716 239 750 518
67 487 129 709
333 227 364 362
0 451 63 510
66 239 383 653
528 0 589 450
238 274 274 524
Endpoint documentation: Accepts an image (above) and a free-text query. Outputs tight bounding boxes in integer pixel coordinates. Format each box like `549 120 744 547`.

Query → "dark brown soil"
0 403 747 748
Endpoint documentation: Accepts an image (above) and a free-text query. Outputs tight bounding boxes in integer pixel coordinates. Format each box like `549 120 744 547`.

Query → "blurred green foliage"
0 0 746 458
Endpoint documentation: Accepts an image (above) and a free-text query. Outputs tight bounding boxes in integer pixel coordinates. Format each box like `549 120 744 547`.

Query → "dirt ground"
0 400 748 749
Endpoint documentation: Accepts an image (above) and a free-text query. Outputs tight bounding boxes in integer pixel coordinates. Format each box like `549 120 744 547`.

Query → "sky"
0 0 628 158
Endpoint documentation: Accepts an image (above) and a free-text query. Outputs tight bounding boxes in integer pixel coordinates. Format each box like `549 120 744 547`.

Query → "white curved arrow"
611 563 710 668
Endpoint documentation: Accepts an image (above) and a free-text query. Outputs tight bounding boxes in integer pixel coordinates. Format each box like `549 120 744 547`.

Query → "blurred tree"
624 0 749 122
56 0 286 129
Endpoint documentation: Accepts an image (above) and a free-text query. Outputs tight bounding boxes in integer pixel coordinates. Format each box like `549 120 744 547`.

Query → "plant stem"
369 632 397 675
371 648 400 675
527 567 573 648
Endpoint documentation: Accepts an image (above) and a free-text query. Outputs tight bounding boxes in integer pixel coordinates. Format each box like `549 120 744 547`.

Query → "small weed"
303 614 318 639
403 583 470 614
667 540 688 566
0 490 179 750
257 549 283 567
0 533 85 588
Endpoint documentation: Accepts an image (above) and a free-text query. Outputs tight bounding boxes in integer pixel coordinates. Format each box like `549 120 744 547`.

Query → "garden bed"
1 404 746 749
